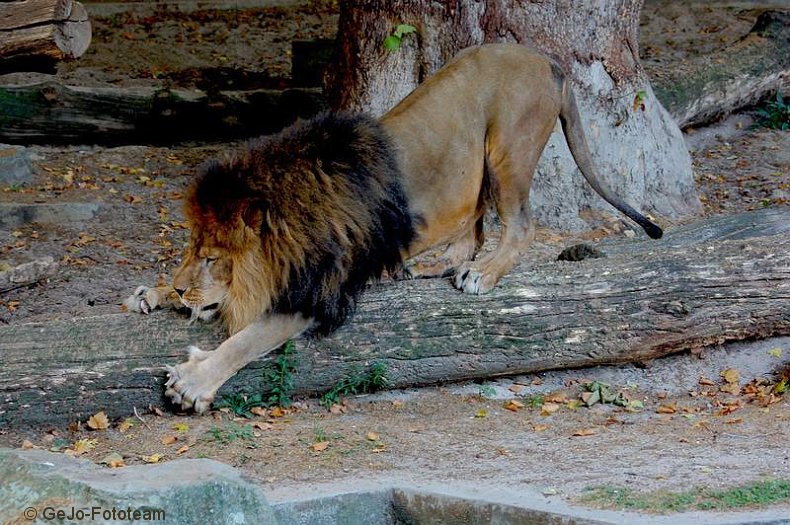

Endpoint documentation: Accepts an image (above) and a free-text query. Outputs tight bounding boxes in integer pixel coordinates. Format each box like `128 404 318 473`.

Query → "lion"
126 43 662 413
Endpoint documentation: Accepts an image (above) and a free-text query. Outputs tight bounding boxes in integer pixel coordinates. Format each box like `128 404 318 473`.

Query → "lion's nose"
175 288 186 297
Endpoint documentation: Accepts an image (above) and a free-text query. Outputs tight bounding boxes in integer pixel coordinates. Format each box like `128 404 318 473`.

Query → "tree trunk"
328 0 700 232
1 207 788 428
0 0 91 61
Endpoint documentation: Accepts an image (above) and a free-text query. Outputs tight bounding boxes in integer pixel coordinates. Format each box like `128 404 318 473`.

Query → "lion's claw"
453 265 495 294
163 345 217 414
125 285 157 314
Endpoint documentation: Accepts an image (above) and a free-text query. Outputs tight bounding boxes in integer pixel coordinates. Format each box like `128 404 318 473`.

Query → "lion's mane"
186 112 415 335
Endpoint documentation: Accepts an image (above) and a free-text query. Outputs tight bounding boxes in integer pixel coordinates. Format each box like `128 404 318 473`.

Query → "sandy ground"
1 0 789 517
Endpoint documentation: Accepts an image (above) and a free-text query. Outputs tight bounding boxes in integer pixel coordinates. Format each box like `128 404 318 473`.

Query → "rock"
556 243 606 262
0 202 101 228
0 448 277 525
0 144 33 186
0 256 57 293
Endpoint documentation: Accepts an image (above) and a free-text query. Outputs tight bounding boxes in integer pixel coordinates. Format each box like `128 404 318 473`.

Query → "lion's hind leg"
453 127 545 294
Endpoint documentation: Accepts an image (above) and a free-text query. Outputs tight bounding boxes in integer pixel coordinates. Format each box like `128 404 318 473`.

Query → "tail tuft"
641 220 663 239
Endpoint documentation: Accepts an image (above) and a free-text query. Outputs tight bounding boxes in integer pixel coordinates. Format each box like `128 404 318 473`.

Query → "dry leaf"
721 368 740 384
311 441 329 452
767 347 782 358
504 399 524 412
251 422 272 431
698 376 716 386
269 407 285 418
540 403 561 416
176 445 190 454
544 392 569 404
102 452 125 468
172 422 189 433
87 411 110 431
21 439 34 449
161 435 178 445
532 424 549 432
142 453 164 464
572 428 597 437
656 403 677 414
366 431 380 441
150 406 165 417
250 407 267 417
725 417 743 425
719 382 740 395
73 438 97 454
118 418 135 433
474 408 488 418
508 384 525 394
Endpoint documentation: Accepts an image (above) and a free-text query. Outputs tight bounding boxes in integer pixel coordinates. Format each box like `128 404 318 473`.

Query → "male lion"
127 43 662 413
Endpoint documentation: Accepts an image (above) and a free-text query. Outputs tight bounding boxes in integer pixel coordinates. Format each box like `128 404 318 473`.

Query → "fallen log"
1 207 789 427
653 10 790 128
0 0 91 61
0 82 326 144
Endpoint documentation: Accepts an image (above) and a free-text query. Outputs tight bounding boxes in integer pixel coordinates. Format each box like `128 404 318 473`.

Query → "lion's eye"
205 256 218 265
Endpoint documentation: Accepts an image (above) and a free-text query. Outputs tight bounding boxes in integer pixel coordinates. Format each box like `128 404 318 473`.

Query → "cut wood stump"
1 207 789 427
653 10 790 129
0 0 91 61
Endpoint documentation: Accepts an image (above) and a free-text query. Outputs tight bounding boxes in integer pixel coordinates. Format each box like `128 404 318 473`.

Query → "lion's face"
172 232 233 320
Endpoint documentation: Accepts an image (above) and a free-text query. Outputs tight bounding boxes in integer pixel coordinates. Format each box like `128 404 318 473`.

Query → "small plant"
313 425 327 443
522 393 545 408
320 362 390 408
206 423 255 444
754 91 790 130
213 393 264 418
265 340 297 408
384 24 417 51
477 384 496 399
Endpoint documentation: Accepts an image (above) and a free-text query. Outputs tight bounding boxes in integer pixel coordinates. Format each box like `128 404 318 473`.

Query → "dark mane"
189 112 415 336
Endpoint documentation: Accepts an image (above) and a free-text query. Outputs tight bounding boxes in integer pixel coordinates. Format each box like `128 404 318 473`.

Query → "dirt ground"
1 0 789 515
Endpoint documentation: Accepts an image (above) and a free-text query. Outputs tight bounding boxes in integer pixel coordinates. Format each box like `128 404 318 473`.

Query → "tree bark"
327 0 700 233
1 207 788 428
0 0 91 61
652 10 790 129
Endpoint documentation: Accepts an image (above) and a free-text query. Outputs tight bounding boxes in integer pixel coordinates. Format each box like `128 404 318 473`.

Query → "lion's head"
172 172 275 335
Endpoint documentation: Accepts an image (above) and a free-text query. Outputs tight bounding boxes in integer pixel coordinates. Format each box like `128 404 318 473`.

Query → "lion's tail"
558 82 663 240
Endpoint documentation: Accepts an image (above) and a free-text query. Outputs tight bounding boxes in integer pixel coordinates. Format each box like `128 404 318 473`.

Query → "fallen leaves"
503 399 524 412
310 441 329 453
87 411 110 431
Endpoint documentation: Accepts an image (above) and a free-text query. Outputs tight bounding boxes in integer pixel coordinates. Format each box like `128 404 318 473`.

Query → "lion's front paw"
453 265 497 294
124 286 160 314
164 346 217 414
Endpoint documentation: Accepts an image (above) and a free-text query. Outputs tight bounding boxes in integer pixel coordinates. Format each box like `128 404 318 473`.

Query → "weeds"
580 479 790 513
206 423 255 445
213 393 264 418
265 340 297 408
754 92 790 130
320 362 390 408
